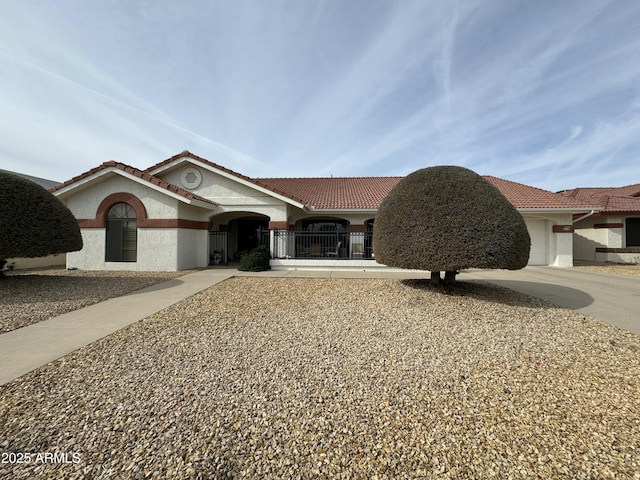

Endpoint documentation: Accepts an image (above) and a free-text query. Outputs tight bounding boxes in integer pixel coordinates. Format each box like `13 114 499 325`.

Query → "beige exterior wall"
158 166 281 208
62 174 213 271
66 175 179 220
5 254 66 271
573 216 627 262
67 228 209 271
521 213 574 267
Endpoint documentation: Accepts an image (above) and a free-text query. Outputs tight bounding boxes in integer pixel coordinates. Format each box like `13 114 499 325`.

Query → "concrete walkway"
2 266 637 386
0 268 237 386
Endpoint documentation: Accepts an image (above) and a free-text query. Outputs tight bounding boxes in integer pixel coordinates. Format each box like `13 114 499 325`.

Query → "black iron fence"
210 229 375 263
272 231 374 259
209 231 228 265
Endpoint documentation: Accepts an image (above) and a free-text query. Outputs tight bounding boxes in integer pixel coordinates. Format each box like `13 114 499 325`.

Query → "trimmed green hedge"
238 245 271 272
0 172 83 263
373 166 530 274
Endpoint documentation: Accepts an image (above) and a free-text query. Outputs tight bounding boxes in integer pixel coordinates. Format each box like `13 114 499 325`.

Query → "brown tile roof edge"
563 184 640 198
484 176 601 210
145 150 308 206
257 175 600 210
256 176 403 209
49 161 217 206
561 183 640 213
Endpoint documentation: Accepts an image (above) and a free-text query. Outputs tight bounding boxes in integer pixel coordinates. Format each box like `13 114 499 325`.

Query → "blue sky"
1 0 639 192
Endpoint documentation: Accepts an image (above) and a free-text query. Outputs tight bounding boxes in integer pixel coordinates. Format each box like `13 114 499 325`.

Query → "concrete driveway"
460 266 640 334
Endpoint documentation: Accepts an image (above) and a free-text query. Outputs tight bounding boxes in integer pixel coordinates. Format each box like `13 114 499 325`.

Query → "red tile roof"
50 161 217 206
258 175 598 211
484 176 599 210
561 184 640 214
257 177 402 209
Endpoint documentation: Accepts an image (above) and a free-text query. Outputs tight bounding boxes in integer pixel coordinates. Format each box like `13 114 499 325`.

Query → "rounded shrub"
373 166 530 283
0 172 83 270
238 245 271 272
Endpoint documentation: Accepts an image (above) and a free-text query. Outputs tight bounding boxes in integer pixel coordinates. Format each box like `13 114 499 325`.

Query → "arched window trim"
95 193 148 228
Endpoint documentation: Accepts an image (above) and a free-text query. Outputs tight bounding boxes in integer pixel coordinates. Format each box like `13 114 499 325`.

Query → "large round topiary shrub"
373 166 530 284
0 172 83 273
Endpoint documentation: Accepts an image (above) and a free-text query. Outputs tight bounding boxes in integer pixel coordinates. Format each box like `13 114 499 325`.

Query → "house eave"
516 207 602 214
303 207 379 215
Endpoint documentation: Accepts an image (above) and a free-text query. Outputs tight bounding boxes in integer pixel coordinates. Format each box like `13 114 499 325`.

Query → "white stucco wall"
522 213 574 267
65 175 179 220
159 165 282 207
5 254 66 271
177 228 209 270
67 228 208 271
553 226 574 267
573 216 625 261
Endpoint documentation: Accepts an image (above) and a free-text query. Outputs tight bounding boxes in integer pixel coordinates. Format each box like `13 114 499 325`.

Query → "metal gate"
208 231 228 266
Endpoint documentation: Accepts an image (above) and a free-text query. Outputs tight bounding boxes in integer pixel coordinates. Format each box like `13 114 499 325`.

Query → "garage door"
525 219 547 265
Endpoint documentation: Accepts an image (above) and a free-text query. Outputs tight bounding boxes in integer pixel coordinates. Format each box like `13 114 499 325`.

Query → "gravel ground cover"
573 262 640 277
0 269 193 333
1 277 639 479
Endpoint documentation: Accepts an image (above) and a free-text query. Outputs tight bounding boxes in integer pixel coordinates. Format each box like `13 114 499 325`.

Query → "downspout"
572 209 596 225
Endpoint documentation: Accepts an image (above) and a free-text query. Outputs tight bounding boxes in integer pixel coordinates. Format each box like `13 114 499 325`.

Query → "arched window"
105 203 137 262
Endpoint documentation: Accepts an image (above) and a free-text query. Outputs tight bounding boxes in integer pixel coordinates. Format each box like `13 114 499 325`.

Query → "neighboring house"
562 184 640 263
1 169 66 270
50 151 599 271
0 168 59 189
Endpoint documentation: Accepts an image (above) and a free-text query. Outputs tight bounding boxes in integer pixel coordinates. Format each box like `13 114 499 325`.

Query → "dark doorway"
627 218 640 247
237 218 269 253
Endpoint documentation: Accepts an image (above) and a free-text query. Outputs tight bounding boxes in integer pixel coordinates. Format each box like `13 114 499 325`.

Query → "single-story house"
562 184 640 263
50 151 599 271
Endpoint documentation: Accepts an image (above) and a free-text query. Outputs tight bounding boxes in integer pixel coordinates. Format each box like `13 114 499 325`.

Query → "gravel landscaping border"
0 268 195 334
1 277 639 479
573 261 640 277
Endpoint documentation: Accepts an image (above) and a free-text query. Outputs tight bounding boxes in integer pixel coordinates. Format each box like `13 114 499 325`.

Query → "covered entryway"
209 213 270 264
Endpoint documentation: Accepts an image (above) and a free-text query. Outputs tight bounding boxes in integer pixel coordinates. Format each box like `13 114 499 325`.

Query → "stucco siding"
177 202 215 222
68 229 183 271
67 229 105 270
177 228 209 270
66 176 179 220
574 215 626 261
5 254 66 271
522 213 574 267
158 166 279 207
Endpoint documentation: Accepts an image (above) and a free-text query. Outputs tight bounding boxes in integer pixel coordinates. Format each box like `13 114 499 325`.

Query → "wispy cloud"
1 0 639 190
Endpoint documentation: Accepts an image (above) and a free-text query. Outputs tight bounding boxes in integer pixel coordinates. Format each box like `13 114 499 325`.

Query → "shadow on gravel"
401 278 594 309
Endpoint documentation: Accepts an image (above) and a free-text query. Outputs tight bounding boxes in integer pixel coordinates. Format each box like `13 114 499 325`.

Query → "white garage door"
526 219 547 265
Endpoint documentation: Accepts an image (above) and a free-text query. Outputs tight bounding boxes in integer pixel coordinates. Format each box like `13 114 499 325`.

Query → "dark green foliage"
373 166 530 277
238 245 271 272
0 172 83 265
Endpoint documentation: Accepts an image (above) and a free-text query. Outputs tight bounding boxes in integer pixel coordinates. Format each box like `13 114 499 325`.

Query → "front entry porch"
209 215 378 268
